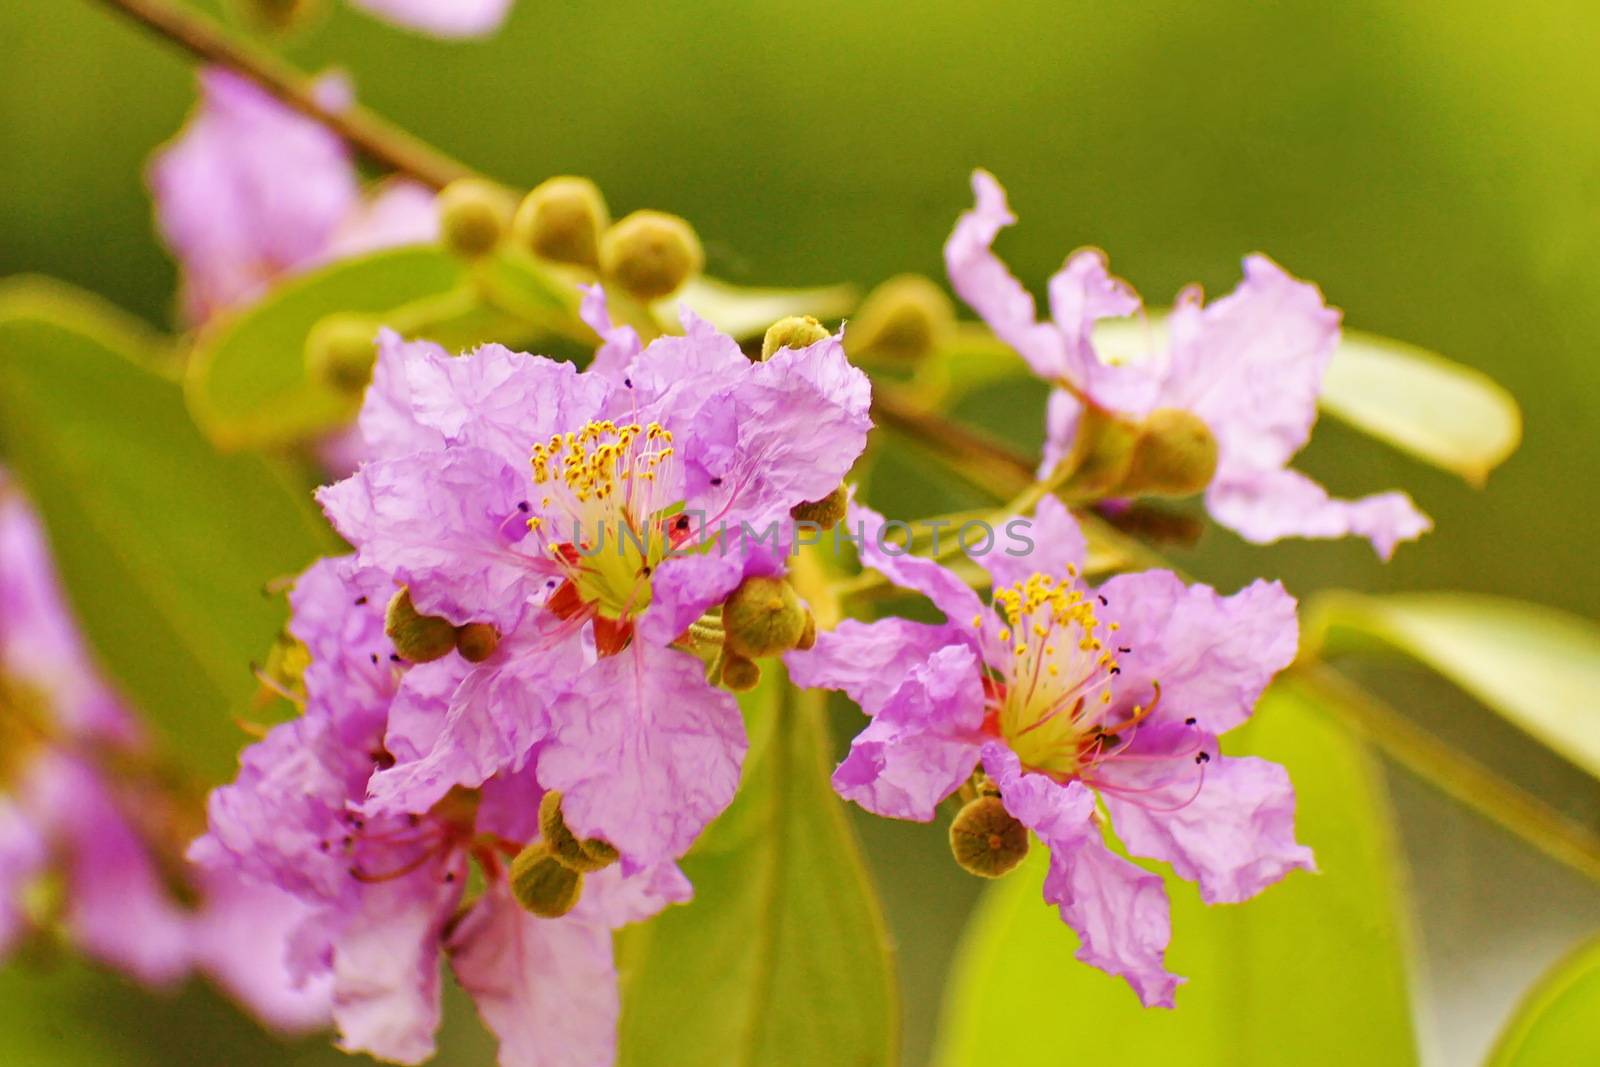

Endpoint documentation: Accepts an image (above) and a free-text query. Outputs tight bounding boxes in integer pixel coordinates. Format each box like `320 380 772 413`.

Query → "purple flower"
149 69 437 325
193 556 689 1064
786 495 1313 1006
348 0 515 38
0 477 328 1028
945 170 1430 558
317 304 870 873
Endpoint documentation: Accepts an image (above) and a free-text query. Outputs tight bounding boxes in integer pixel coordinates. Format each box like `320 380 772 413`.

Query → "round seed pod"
384 588 457 664
949 794 1029 878
760 315 831 360
599 210 703 301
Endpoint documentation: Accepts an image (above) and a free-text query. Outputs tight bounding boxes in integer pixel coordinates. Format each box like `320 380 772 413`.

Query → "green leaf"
933 680 1418 1067
1308 591 1600 781
1487 935 1600 1067
616 670 899 1067
1320 330 1521 485
186 246 469 449
653 275 858 340
0 278 333 783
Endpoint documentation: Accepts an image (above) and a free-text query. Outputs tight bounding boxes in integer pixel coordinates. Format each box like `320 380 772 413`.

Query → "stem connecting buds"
599 210 703 301
949 795 1029 878
512 176 610 269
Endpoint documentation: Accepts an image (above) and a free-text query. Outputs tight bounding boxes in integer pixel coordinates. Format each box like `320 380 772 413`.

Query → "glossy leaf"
616 669 898 1067
933 680 1418 1066
186 246 469 449
1487 935 1600 1066
653 275 858 340
0 279 333 783
1320 330 1521 486
1308 591 1600 780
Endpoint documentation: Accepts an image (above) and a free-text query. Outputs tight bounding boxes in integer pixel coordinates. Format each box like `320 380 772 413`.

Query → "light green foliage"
1487 935 1600 1067
617 670 898 1067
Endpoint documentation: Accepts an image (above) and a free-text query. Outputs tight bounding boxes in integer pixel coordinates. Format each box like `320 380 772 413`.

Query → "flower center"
979 570 1121 779
529 420 687 623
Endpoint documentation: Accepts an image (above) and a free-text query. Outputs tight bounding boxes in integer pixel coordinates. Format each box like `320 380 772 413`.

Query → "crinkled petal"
538 641 745 867
366 620 582 817
1045 249 1154 409
191 868 334 1033
848 499 984 629
832 644 985 821
785 617 961 715
348 0 514 37
1097 572 1297 735
148 68 358 323
1039 388 1084 479
619 310 750 425
360 333 612 471
575 861 693 929
1103 755 1314 905
978 494 1086 591
332 863 463 1064
1206 466 1431 560
448 882 618 1067
685 336 872 530
318 447 554 630
578 284 643 382
982 744 1180 1007
944 170 1070 379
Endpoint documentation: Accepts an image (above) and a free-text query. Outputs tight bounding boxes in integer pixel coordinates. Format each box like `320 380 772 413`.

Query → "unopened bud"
761 316 831 360
1120 408 1219 497
438 178 513 259
845 274 955 362
509 842 583 918
512 176 609 269
538 791 618 873
599 210 703 301
454 622 500 663
789 485 848 531
720 652 761 692
384 588 457 663
305 313 379 395
722 576 808 659
795 613 817 652
949 795 1029 878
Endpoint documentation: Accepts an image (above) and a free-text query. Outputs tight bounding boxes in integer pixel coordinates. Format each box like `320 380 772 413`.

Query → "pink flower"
348 0 515 38
945 170 1430 558
193 556 686 1064
0 476 327 1029
786 495 1313 1006
316 305 870 873
148 69 437 325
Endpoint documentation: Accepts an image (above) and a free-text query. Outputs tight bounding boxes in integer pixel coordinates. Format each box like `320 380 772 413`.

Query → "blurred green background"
2 0 1597 1063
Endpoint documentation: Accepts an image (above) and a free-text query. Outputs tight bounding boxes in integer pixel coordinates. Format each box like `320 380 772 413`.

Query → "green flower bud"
1120 408 1219 498
721 576 807 660
454 622 501 663
538 791 618 873
305 314 379 395
512 176 610 269
384 588 457 664
1061 406 1141 496
720 651 762 693
438 178 513 259
599 210 703 301
845 274 955 362
948 795 1029 878
760 315 831 360
509 842 583 918
789 485 848 531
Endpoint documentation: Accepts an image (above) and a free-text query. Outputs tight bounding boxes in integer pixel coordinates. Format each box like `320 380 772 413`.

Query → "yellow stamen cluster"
530 420 674 505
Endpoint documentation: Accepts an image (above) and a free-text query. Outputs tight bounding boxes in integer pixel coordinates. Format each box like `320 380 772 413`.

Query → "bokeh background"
2 1 1597 1063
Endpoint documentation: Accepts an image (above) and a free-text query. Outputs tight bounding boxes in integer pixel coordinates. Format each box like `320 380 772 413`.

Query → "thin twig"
91 0 475 189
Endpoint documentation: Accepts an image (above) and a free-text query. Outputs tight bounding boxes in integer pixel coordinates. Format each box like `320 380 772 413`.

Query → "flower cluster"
0 474 328 1031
